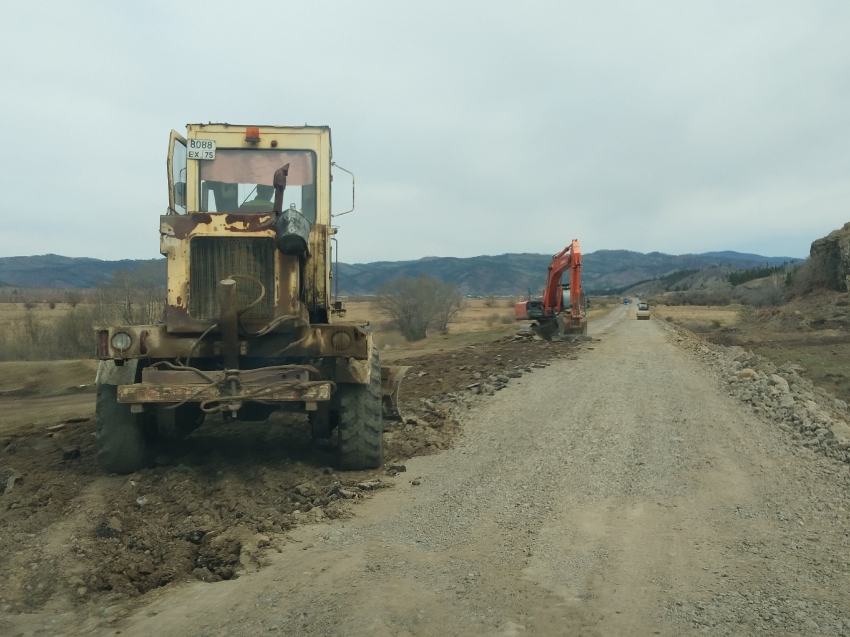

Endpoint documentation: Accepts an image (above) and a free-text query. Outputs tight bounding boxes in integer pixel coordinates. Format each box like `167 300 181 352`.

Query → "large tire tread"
337 348 383 470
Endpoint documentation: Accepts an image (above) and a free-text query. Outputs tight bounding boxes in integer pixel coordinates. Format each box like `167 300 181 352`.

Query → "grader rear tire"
95 384 152 474
337 348 383 470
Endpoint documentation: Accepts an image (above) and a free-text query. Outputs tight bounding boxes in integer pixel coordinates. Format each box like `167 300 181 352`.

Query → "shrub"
682 320 711 333
375 275 462 341
788 258 831 296
65 289 83 307
667 289 731 307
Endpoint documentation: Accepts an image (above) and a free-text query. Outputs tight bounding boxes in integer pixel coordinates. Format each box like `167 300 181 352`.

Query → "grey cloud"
0 0 847 262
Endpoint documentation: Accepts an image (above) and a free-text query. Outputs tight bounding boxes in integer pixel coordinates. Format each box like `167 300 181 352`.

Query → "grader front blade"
381 365 410 421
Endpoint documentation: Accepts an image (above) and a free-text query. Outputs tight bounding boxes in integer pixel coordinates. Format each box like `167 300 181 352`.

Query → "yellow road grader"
94 124 406 473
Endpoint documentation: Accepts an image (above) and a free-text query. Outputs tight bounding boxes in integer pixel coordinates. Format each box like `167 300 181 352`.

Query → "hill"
0 255 165 289
337 250 800 296
0 250 799 295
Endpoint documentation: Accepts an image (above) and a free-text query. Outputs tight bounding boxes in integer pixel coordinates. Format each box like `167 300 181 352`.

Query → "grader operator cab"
94 124 406 474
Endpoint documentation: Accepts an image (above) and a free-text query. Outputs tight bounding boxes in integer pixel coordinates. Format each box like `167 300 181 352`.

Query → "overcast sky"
1 1 848 263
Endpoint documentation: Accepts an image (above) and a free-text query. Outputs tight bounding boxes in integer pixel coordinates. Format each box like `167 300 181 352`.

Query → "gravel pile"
661 320 850 469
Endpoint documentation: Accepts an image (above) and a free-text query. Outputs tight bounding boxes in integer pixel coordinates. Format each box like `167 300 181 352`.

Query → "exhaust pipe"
273 163 312 256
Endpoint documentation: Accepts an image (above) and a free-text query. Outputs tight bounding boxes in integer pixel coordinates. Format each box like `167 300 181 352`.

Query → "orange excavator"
514 239 587 339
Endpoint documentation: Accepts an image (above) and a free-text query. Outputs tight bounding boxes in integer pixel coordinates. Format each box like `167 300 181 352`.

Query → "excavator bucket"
530 320 560 341
557 312 589 339
530 314 588 341
380 365 410 421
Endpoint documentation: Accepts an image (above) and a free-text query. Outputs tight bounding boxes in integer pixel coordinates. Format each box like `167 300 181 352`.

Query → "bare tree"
764 273 786 306
375 275 462 341
65 289 83 307
101 265 165 325
133 263 167 324
53 308 97 359
483 295 497 308
433 281 464 334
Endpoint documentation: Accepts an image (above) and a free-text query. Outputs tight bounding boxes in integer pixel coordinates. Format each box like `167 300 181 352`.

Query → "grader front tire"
337 348 384 470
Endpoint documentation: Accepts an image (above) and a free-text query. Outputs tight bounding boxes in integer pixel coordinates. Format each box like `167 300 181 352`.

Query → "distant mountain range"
337 250 799 295
0 250 799 296
0 255 165 289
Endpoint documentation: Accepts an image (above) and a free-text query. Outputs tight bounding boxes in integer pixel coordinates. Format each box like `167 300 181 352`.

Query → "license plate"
187 139 216 160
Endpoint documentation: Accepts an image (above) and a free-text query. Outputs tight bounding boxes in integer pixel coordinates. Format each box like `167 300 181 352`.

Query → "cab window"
198 149 317 222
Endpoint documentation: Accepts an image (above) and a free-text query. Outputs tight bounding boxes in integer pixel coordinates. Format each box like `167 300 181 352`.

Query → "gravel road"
14 307 850 636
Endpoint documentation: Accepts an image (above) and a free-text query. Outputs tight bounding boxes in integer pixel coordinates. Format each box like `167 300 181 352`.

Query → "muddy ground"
0 333 579 619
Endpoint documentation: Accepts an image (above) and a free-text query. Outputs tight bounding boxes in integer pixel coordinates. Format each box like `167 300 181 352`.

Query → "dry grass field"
0 296 621 406
648 292 850 404
342 297 520 361
0 301 82 328
651 303 744 331
346 296 622 361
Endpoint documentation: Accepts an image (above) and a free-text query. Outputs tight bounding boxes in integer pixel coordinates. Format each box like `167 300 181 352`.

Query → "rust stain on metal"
163 213 213 240
223 213 275 232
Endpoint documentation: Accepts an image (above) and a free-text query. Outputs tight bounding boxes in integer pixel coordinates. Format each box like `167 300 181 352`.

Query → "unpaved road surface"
8 308 850 636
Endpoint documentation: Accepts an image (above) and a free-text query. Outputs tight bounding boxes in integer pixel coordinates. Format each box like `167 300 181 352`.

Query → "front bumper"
117 366 331 410
95 323 371 362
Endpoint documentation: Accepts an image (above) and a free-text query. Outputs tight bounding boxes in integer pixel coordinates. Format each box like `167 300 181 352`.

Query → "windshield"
199 149 317 222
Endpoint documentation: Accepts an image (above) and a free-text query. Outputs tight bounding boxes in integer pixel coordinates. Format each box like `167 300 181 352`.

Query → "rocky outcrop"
809 221 850 291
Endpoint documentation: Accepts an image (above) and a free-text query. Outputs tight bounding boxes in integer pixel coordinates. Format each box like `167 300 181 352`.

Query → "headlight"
111 332 132 351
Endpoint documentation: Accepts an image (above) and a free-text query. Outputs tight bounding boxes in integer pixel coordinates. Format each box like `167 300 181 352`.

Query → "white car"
636 302 650 320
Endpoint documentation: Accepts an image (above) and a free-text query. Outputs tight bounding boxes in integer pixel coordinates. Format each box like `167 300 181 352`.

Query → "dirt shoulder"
693 291 850 404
